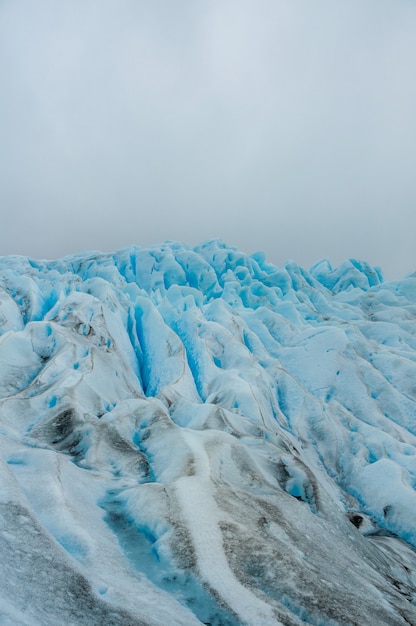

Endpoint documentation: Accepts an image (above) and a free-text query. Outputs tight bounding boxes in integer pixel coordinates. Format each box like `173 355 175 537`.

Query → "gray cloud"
0 0 415 278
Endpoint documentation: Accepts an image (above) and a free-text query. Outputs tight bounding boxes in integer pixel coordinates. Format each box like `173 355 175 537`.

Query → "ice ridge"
0 240 416 625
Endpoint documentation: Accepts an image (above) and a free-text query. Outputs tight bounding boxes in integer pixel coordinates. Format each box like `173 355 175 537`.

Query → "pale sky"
1 0 415 279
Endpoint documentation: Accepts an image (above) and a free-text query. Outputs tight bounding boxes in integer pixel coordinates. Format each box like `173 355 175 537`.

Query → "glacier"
0 240 416 625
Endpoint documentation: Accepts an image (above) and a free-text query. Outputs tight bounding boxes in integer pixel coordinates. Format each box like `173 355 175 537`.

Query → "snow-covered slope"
1 240 416 625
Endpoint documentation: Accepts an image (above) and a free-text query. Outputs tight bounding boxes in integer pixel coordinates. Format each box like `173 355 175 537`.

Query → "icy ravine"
0 241 416 625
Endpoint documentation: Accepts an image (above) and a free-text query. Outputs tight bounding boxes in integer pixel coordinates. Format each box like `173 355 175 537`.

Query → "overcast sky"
1 0 415 279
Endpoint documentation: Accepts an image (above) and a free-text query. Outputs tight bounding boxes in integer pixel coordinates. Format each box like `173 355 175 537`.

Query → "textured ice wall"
0 240 416 625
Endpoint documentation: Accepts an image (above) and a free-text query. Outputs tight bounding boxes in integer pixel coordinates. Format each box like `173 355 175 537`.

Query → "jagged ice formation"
1 240 416 625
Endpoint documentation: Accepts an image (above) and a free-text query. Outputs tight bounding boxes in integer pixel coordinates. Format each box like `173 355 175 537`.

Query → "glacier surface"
0 240 416 625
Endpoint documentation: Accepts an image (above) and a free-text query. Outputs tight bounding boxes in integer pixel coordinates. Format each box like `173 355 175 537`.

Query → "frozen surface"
0 240 416 625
